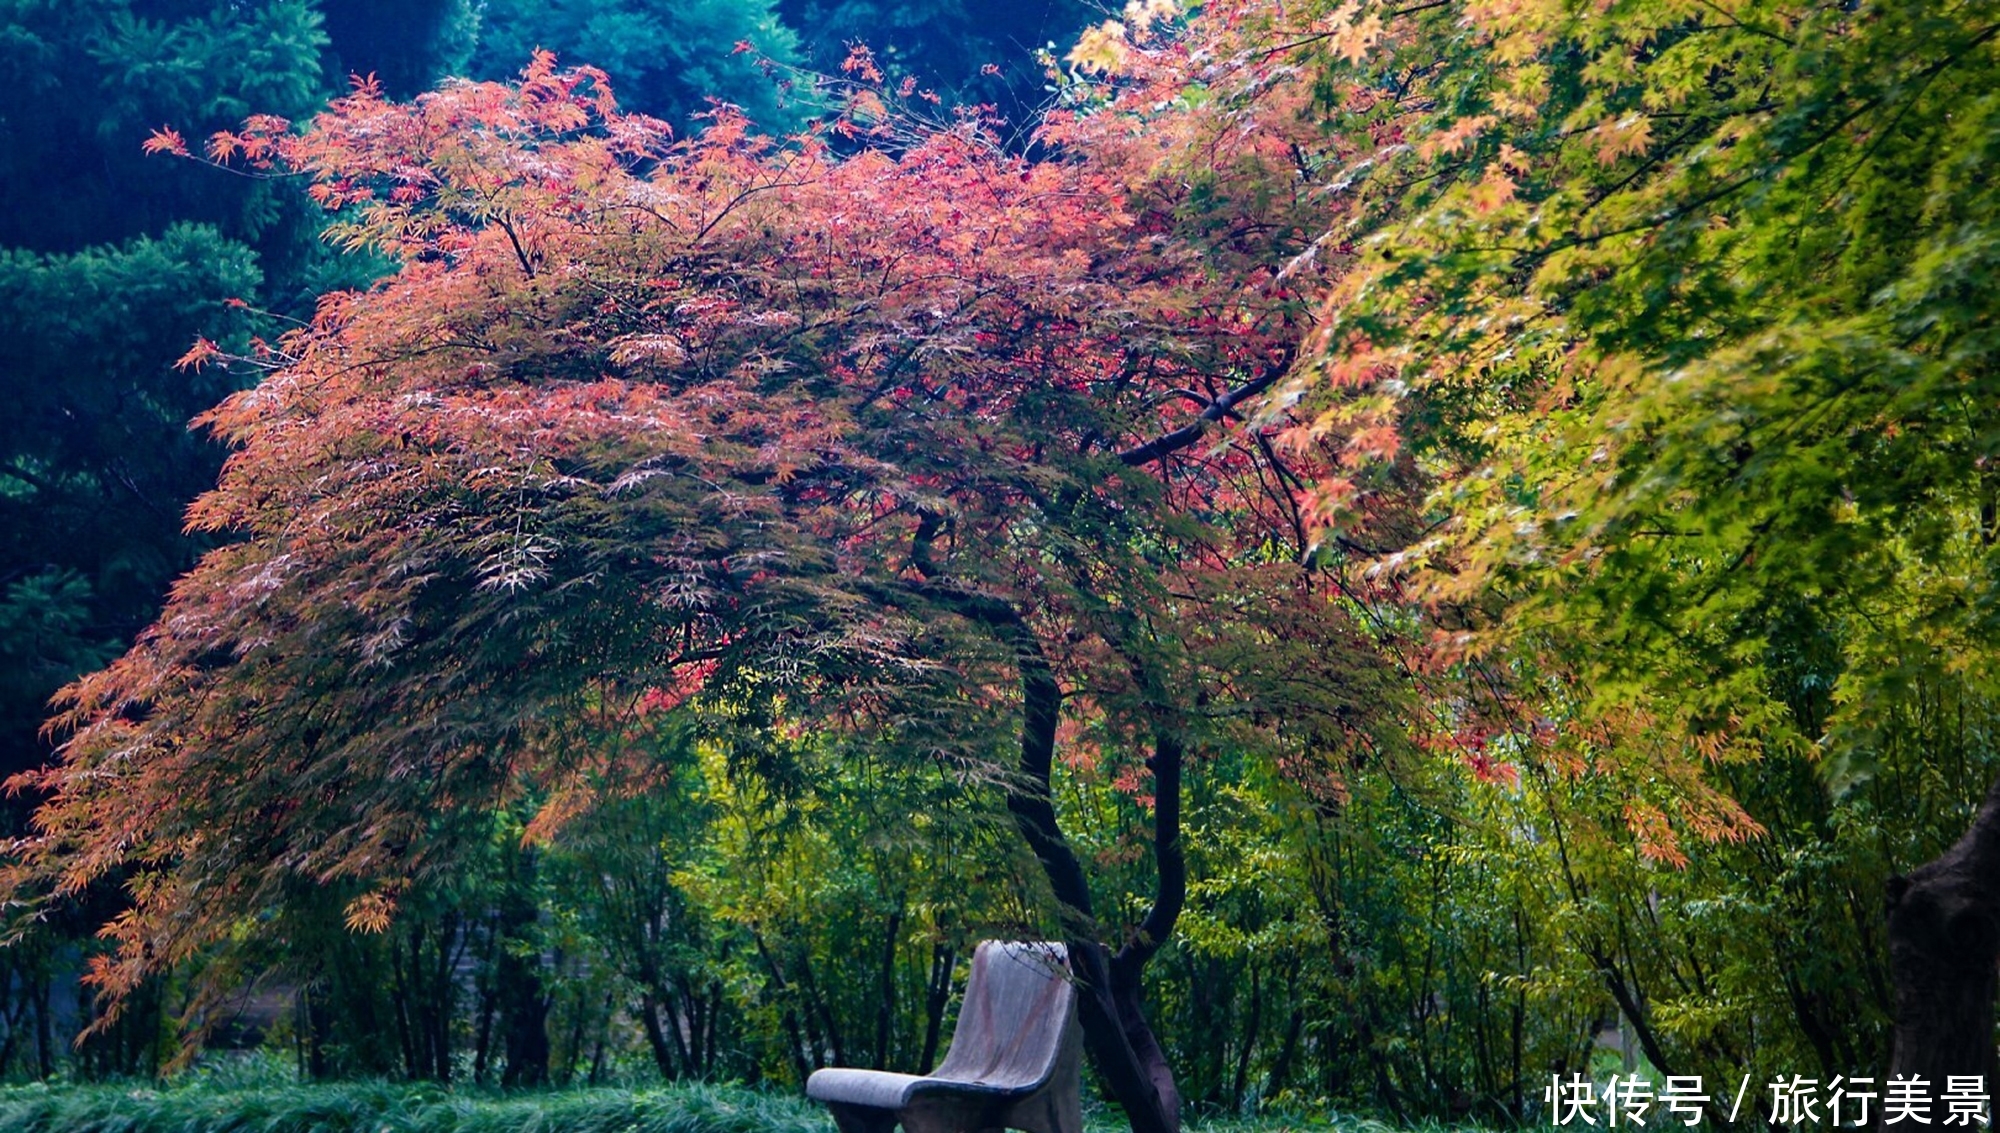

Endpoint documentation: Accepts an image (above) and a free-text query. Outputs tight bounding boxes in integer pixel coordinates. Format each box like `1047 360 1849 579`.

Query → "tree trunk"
391 927 418 1078
1110 943 1183 1125
997 608 1183 1133
1266 1004 1303 1100
1886 772 2000 1084
32 966 51 1081
874 901 904 1069
1066 939 1180 1133
1234 965 1261 1108
472 911 500 1083
590 991 613 1084
431 910 460 1082
497 849 550 1087
919 941 956 1071
673 973 700 1072
900 546 1185 1133
639 991 677 1079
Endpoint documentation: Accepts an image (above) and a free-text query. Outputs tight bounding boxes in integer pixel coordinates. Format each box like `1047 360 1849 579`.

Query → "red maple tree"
14 49 1410 1127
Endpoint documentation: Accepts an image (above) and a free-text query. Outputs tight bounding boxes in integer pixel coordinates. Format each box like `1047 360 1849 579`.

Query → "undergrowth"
0 1066 1477 1133
0 1078 825 1133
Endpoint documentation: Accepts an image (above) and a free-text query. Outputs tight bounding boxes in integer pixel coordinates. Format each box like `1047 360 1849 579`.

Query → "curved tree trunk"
899 517 1185 1133
1887 773 2000 1085
1066 939 1181 1133
995 605 1183 1133
908 580 1181 1132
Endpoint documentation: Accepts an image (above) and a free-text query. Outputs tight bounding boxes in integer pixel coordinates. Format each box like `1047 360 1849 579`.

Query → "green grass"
0 1079 830 1133
0 1074 1481 1133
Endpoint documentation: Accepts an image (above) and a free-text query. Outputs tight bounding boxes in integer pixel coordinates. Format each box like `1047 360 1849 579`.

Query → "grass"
0 1068 1484 1133
0 1079 831 1133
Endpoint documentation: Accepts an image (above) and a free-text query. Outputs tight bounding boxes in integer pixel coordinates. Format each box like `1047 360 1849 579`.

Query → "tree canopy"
7 0 2000 1119
13 51 1401 1125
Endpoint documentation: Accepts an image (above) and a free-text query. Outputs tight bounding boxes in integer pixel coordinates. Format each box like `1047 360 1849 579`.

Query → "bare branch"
1118 349 1295 467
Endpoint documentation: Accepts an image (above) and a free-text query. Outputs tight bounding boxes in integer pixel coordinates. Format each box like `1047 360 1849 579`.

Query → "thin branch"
1119 348 1296 466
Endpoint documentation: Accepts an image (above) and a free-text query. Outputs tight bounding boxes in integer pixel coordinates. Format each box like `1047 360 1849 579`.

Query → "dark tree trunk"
391 928 418 1078
1585 946 1674 1077
873 901 904 1069
1064 939 1180 1133
797 949 846 1068
472 979 496 1082
590 991 613 1084
702 980 723 1075
1266 1004 1303 1100
472 904 506 1083
781 1005 812 1085
561 963 589 1084
304 984 331 1080
1234 965 1260 1107
432 910 461 1082
900 535 1185 1133
497 948 550 1085
497 849 550 1087
919 941 957 1070
998 609 1184 1133
32 966 51 1080
756 933 814 1083
1887 772 2000 1085
674 974 701 1072
639 991 677 1079
1109 941 1183 1125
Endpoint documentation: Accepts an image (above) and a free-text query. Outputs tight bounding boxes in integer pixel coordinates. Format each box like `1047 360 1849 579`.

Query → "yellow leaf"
1068 21 1131 74
1334 11 1385 64
1590 114 1652 163
1470 168 1517 213
1418 114 1496 159
343 890 398 934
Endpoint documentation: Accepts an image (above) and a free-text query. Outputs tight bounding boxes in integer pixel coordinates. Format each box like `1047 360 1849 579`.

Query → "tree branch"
1119 349 1295 467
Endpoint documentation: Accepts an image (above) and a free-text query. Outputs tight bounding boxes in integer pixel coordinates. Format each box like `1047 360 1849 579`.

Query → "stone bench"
807 940 1082 1133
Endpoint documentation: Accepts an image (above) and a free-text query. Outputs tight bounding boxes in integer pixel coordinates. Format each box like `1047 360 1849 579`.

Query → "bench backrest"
930 941 1074 1090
